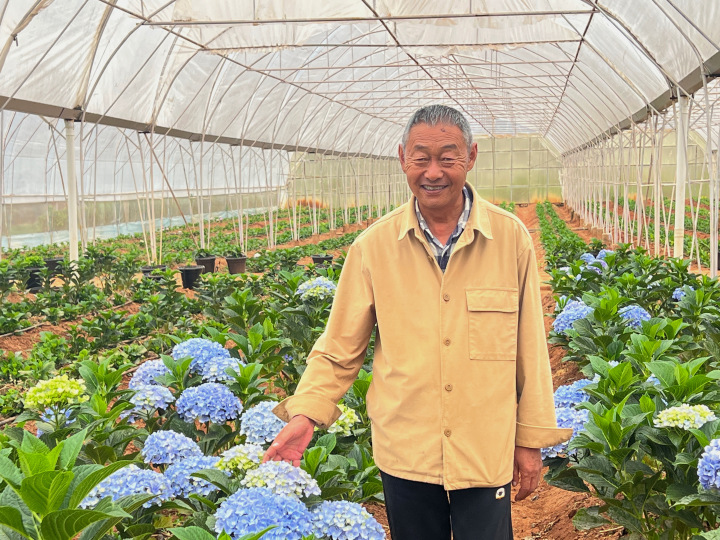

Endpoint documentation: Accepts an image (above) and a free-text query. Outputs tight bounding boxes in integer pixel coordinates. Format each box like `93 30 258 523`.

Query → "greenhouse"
1 1 720 539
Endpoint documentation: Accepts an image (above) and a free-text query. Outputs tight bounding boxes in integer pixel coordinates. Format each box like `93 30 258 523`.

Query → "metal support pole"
674 94 690 258
65 120 79 262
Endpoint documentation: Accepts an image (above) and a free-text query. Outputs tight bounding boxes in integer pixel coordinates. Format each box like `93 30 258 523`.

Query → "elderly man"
267 105 571 539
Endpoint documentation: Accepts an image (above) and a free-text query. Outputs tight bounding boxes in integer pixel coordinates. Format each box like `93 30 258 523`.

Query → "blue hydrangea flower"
619 305 651 330
240 401 286 444
647 374 660 386
176 382 243 424
579 253 596 263
297 277 337 301
583 264 602 275
541 407 589 459
165 455 228 498
553 379 593 408
80 464 169 508
202 355 246 383
214 487 314 540
698 439 720 490
552 300 593 335
596 249 614 260
125 384 175 421
141 430 202 465
672 286 694 301
241 461 321 498
172 338 230 374
129 360 170 390
312 500 385 540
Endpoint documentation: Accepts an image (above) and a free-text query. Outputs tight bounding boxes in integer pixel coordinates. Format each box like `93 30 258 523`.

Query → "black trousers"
380 471 513 540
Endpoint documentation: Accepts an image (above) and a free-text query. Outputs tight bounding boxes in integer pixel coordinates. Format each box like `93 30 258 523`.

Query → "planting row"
537 201 720 540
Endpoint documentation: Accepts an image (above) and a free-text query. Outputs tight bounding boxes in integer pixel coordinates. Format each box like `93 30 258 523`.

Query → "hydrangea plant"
698 439 720 490
24 375 88 411
214 487 314 540
618 304 651 330
165 455 227 498
216 443 265 477
653 404 716 430
240 461 321 499
240 401 286 444
312 500 386 540
172 338 230 374
552 300 593 335
129 359 170 389
141 430 203 465
541 407 589 459
328 404 360 437
176 382 243 423
297 276 337 302
80 464 169 509
553 379 593 408
202 355 246 383
126 384 175 422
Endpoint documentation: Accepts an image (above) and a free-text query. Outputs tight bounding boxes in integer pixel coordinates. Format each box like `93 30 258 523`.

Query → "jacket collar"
398 183 494 242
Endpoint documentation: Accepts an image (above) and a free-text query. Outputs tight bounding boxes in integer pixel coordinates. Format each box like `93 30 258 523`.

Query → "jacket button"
443 293 450 301
445 384 453 392
444 429 452 437
443 338 451 346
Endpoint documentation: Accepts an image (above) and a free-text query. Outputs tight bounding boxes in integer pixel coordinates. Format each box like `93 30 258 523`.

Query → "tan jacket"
274 184 572 490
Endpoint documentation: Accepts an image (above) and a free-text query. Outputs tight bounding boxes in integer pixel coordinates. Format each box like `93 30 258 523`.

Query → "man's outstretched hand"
512 446 542 502
262 415 316 467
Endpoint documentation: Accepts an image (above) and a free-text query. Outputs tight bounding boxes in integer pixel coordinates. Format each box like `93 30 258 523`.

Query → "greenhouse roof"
1 0 719 157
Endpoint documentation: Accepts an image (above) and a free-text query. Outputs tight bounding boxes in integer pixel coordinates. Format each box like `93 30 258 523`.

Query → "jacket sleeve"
514 234 573 447
273 241 376 429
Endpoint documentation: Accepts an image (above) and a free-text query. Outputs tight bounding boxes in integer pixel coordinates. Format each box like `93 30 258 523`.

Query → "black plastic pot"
25 267 43 292
225 256 247 275
311 254 333 266
43 257 64 276
195 256 217 274
141 264 167 276
179 265 204 289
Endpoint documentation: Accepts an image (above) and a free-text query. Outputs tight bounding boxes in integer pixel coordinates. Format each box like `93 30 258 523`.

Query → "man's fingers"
512 462 519 487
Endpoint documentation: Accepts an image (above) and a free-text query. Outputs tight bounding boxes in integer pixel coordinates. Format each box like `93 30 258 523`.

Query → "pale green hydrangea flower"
653 404 716 430
328 403 360 436
24 375 88 411
215 443 265 477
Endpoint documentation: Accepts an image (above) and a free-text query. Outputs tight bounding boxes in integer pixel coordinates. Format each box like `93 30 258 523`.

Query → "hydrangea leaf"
20 470 73 516
0 506 29 539
572 506 610 530
40 507 131 540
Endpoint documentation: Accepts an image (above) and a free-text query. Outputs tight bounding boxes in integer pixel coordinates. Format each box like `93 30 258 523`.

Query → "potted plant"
195 249 217 274
311 251 333 266
224 247 247 275
178 264 204 289
140 263 167 276
20 255 46 292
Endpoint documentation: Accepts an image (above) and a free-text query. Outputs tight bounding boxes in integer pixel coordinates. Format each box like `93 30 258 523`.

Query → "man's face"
399 122 477 216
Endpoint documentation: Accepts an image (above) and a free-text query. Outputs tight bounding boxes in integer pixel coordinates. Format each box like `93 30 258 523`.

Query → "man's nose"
425 158 443 180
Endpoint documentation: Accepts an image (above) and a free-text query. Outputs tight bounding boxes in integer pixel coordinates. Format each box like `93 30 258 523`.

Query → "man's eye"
413 158 430 164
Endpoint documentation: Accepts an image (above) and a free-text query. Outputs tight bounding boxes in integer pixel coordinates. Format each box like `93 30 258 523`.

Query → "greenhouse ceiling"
1 0 720 157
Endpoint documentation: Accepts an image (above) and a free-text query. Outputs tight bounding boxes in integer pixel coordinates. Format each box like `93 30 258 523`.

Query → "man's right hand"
262 415 316 467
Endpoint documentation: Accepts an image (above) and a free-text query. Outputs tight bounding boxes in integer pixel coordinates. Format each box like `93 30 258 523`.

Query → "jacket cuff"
515 422 573 448
273 395 341 430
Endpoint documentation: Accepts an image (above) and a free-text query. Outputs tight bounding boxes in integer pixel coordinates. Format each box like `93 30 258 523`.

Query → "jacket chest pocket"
466 288 519 360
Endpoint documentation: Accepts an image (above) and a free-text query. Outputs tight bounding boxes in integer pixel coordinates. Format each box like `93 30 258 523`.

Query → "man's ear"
398 144 406 170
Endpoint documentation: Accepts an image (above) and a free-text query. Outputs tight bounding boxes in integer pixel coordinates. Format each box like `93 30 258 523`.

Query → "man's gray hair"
401 105 473 151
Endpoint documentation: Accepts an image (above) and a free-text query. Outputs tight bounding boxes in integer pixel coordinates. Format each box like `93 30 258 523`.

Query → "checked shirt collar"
415 185 473 272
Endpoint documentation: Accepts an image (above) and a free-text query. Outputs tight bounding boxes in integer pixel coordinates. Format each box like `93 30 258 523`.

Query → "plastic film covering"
1 1 720 156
